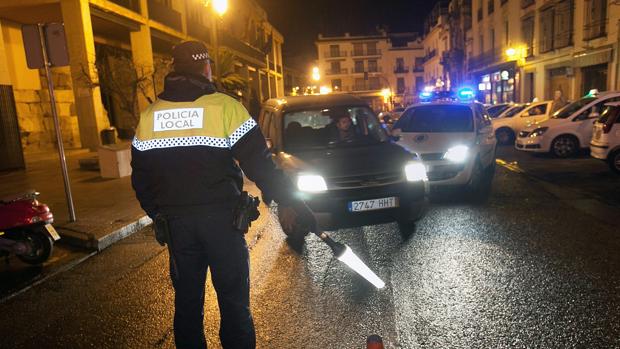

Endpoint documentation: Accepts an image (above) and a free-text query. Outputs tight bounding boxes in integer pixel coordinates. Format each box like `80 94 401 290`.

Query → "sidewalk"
0 147 266 251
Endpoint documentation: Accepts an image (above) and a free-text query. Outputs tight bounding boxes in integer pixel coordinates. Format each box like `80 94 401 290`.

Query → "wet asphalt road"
0 165 619 349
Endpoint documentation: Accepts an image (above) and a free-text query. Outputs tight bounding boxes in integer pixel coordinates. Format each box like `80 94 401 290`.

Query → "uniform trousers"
167 210 255 349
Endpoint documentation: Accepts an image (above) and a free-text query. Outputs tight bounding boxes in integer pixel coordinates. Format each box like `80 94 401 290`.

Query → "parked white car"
591 102 620 174
516 91 620 157
392 101 497 195
492 101 553 145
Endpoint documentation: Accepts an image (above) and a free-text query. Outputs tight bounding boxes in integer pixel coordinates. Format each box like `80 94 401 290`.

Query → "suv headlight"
443 145 469 163
405 162 427 181
297 175 327 192
529 127 549 137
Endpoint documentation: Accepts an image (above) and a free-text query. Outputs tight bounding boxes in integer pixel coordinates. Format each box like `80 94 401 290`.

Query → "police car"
516 90 620 157
591 102 620 174
259 94 428 235
392 90 497 197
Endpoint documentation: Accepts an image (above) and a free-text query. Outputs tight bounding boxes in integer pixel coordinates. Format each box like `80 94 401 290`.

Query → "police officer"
131 41 315 349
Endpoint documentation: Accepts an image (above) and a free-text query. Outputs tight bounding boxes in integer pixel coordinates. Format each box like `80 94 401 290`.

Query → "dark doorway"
0 85 25 171
581 63 608 95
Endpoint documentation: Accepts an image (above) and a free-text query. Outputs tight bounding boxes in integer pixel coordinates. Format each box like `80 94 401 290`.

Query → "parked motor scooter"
0 191 60 265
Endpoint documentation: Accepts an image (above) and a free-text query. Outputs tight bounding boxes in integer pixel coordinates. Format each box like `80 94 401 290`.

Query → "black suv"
259 94 427 235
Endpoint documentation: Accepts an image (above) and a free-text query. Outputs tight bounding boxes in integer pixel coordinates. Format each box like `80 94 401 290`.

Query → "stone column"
130 24 155 112
60 0 109 150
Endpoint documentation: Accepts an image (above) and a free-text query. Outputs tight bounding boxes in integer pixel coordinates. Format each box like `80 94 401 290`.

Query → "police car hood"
397 132 476 154
522 117 564 130
284 142 413 178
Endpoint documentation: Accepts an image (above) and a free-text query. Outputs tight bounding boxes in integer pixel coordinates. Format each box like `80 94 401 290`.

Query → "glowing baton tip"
336 245 386 289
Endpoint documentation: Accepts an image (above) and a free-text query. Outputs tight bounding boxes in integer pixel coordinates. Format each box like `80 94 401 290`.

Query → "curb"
496 159 619 227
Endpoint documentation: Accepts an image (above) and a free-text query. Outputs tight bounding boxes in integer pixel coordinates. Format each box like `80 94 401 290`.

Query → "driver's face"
336 116 352 131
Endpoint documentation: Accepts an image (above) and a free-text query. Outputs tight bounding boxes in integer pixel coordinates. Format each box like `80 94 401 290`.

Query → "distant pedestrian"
551 90 569 114
131 40 315 349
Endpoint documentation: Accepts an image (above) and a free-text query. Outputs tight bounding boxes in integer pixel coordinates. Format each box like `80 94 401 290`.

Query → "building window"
329 44 340 58
488 0 495 14
554 0 573 49
368 60 378 72
330 61 341 74
332 79 342 91
522 15 535 56
539 6 555 53
369 77 381 90
397 78 406 94
584 0 607 40
415 76 424 91
395 58 405 73
367 42 378 55
490 28 495 51
353 43 364 56
414 57 424 72
354 78 366 91
477 3 483 21
504 20 509 46
480 34 484 54
354 60 364 73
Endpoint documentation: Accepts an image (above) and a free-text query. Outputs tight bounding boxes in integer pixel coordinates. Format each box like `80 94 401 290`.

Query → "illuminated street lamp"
212 0 228 16
311 66 321 82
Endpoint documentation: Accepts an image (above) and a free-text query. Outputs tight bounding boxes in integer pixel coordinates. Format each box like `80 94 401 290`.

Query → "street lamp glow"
381 88 392 103
212 0 228 16
319 86 332 95
505 47 517 57
311 66 320 81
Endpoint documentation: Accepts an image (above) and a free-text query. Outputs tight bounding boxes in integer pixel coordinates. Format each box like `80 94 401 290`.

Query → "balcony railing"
326 68 348 75
352 82 383 92
350 49 382 57
413 65 424 73
521 0 535 8
468 48 502 71
394 66 409 74
109 0 140 12
147 0 182 32
187 20 211 44
323 51 347 58
351 67 382 74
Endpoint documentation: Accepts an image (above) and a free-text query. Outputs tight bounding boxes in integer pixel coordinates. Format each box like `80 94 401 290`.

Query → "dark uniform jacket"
131 72 294 218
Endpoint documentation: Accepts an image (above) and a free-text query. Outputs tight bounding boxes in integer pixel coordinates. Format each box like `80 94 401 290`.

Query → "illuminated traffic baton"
313 231 386 289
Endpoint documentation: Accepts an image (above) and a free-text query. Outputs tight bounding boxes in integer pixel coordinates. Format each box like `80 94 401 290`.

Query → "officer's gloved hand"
278 201 316 237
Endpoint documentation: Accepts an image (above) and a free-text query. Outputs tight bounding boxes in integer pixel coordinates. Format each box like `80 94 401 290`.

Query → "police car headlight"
405 162 427 182
297 175 327 192
529 127 549 137
443 145 469 163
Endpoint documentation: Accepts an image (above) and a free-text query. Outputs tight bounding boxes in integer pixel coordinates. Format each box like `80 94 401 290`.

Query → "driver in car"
328 114 357 142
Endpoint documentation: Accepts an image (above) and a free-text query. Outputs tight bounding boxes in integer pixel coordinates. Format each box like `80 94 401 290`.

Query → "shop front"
473 62 518 104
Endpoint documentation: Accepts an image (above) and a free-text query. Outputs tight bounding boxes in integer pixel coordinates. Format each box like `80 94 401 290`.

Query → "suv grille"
329 172 404 189
420 152 445 161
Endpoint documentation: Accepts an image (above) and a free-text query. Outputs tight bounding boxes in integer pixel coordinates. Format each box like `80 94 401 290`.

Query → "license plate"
45 224 61 241
348 197 399 212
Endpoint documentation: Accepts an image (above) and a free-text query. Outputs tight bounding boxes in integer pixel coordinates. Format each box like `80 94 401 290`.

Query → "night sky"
255 0 440 69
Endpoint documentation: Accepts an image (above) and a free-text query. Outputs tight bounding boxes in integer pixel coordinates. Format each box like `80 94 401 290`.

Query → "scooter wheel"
17 229 54 265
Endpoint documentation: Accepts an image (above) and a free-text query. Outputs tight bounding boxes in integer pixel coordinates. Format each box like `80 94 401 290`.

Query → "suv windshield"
551 97 596 119
598 106 620 124
283 106 387 151
394 105 474 133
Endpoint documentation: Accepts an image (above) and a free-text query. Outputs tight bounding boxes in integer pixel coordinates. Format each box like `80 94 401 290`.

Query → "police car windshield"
395 105 474 133
552 97 596 119
283 106 388 151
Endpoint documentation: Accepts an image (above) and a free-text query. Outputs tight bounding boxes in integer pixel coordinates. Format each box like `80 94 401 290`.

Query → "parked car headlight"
405 162 427 181
443 145 469 163
529 127 549 137
297 175 327 192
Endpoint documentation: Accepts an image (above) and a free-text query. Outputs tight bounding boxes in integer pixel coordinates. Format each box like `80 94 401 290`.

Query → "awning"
573 47 613 68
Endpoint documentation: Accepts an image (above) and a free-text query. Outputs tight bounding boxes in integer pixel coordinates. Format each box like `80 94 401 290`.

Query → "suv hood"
396 132 475 154
283 142 413 178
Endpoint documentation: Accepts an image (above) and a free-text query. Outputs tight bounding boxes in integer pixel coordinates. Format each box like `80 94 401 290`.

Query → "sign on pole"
22 23 77 222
